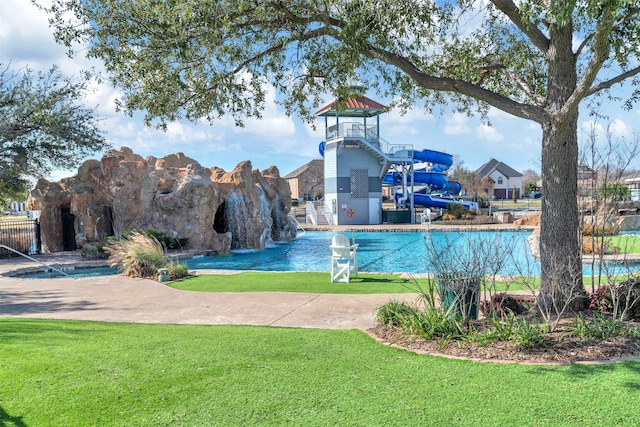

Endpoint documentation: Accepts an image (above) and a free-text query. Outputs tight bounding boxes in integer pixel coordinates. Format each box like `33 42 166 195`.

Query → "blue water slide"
319 141 325 157
382 171 448 190
413 194 477 210
386 148 474 209
445 180 462 195
410 149 453 171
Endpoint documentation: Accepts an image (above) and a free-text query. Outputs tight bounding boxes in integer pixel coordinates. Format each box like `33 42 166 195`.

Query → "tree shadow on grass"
350 277 408 283
530 359 640 390
0 404 28 427
0 289 97 316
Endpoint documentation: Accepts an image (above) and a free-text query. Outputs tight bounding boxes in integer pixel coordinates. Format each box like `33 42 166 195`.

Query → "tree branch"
586 66 640 97
480 63 545 105
489 0 550 54
576 7 640 58
364 46 547 123
561 6 617 117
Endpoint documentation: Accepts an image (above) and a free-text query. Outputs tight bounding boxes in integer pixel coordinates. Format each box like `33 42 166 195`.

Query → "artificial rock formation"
28 147 295 253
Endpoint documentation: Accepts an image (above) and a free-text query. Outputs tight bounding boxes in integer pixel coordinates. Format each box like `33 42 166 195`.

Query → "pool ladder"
0 244 71 277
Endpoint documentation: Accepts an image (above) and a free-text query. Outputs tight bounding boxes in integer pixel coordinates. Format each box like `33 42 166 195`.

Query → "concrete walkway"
0 254 414 330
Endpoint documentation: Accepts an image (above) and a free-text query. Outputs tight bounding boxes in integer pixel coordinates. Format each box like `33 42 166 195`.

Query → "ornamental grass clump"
106 231 169 278
167 262 190 281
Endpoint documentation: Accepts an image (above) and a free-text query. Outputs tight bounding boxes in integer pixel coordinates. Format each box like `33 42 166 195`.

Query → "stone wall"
28 147 295 253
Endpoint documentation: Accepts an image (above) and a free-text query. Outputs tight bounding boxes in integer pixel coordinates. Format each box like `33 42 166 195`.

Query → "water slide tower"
317 96 413 225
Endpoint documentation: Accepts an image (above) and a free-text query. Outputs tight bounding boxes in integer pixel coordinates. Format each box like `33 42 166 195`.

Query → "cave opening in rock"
103 206 115 239
213 202 228 233
61 207 77 251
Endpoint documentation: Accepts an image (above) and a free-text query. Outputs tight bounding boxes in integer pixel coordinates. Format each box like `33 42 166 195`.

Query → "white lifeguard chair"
421 208 432 225
330 234 359 283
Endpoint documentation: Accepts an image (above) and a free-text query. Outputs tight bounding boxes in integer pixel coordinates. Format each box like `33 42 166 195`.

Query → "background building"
477 158 523 200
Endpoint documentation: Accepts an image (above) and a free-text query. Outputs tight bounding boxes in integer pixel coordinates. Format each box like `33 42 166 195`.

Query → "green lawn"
1 318 639 426
605 234 640 254
170 272 417 293
171 272 544 293
170 271 635 294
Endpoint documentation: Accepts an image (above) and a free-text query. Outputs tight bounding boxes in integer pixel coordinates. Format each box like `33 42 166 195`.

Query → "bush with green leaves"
569 312 626 342
167 262 190 281
512 318 545 350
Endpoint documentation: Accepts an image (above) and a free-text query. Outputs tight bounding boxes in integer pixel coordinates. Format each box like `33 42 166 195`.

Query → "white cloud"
226 81 296 137
305 119 326 139
609 118 630 139
385 104 434 124
581 120 605 138
0 1 61 67
444 113 471 135
383 104 433 137
476 123 504 142
84 82 121 117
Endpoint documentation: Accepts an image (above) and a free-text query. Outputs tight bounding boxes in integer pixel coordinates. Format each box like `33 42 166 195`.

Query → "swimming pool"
16 230 639 278
185 230 537 275
13 265 120 279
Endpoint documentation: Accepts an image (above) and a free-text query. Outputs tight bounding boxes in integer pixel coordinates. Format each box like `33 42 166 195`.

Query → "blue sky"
2 1 639 181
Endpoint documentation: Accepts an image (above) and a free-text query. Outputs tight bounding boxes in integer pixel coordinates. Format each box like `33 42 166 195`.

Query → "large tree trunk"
539 116 589 313
538 23 589 313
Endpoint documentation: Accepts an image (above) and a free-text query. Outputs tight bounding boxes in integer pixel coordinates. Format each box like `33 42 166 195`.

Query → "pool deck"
0 251 414 330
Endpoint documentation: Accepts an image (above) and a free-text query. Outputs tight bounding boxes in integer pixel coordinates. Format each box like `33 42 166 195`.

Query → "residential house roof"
283 159 324 179
476 158 523 179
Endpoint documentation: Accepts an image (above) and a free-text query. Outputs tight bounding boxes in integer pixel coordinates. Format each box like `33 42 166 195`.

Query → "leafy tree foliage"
43 0 640 311
0 64 108 204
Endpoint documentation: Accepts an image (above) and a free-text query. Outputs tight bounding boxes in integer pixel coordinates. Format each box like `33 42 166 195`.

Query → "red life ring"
347 209 355 217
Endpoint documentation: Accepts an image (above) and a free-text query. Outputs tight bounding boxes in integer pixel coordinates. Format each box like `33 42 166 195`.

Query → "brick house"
284 159 324 204
477 158 523 200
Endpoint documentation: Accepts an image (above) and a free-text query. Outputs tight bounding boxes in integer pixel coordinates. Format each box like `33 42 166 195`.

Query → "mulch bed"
369 314 640 365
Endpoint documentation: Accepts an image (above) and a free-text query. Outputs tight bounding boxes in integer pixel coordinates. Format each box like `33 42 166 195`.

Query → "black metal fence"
0 219 41 257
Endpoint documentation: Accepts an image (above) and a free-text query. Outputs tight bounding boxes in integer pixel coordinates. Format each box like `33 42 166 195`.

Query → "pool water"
186 230 537 275
16 266 120 279
18 230 640 278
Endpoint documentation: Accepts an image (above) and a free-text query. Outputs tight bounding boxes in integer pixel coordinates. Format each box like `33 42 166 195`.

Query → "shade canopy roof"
315 96 387 118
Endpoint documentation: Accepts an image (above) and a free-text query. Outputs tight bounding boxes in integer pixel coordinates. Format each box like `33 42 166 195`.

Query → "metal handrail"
0 244 72 277
306 201 318 225
326 122 413 159
288 214 306 235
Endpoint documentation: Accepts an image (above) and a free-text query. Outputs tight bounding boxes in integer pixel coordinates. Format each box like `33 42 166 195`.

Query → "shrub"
106 232 169 278
446 203 475 219
376 300 419 328
569 312 625 341
581 223 620 237
80 242 109 260
513 318 545 349
167 262 190 280
141 229 189 250
589 278 640 321
582 238 614 254
377 279 465 341
479 293 525 317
